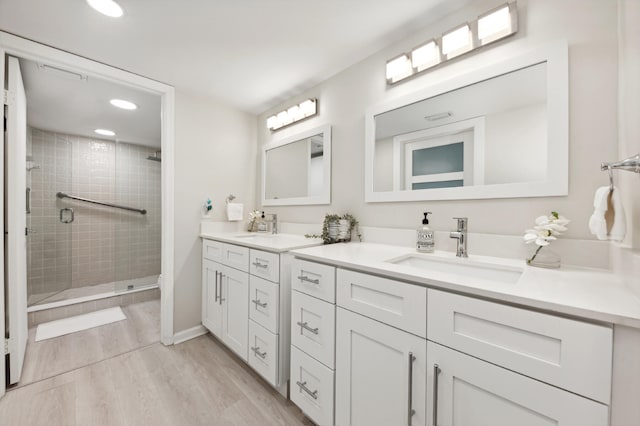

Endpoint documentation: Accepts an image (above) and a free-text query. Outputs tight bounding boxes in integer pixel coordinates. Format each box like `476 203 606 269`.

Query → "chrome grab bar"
57 191 147 215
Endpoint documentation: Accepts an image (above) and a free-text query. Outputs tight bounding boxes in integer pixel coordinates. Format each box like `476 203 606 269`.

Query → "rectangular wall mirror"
262 124 331 206
365 41 568 202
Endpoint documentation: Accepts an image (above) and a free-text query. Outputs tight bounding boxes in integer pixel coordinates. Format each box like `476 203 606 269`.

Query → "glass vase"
526 246 560 269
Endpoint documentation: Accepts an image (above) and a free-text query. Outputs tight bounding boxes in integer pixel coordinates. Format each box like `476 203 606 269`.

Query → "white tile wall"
28 128 161 300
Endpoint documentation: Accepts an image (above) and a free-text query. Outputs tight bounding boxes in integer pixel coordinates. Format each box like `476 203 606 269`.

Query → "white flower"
249 210 261 221
523 212 569 247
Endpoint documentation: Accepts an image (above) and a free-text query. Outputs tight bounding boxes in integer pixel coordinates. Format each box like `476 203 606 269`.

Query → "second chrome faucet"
449 217 468 257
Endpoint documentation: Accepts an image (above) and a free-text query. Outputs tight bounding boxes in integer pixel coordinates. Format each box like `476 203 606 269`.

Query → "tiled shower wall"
28 128 161 300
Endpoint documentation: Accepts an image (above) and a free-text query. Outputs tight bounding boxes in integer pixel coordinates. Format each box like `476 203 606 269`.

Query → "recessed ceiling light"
110 99 137 110
86 0 124 18
95 129 116 136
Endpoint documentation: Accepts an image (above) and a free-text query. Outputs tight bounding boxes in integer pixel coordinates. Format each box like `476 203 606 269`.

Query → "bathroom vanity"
200 232 321 397
288 242 640 426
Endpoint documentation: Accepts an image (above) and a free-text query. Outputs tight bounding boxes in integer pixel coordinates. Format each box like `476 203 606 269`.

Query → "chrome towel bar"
56 192 147 215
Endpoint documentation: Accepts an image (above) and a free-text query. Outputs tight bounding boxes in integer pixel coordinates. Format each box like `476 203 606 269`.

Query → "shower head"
147 151 161 162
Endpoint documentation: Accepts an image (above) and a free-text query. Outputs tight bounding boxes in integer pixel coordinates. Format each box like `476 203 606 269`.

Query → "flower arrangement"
523 211 570 266
306 213 362 244
248 210 262 232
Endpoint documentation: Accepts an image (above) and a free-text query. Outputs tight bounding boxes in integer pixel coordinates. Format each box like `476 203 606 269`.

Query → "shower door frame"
0 31 176 397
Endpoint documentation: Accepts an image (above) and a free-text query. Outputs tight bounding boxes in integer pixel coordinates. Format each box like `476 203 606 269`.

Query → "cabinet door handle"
252 261 268 269
296 381 318 400
297 275 319 285
296 321 319 335
218 272 225 304
252 299 267 308
408 352 416 426
251 346 267 359
432 363 441 426
214 269 219 302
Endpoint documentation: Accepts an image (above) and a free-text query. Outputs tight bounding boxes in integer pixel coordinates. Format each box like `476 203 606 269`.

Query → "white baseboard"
173 324 208 345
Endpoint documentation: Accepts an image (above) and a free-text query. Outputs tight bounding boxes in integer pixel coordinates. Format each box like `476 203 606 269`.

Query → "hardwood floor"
0 334 313 425
17 299 161 387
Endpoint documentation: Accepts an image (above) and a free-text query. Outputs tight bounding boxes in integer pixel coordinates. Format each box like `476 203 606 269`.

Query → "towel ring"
607 166 614 192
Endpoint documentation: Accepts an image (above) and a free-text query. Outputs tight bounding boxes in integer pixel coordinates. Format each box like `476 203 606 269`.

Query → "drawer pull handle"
408 352 416 425
296 381 318 400
296 321 319 335
252 261 268 269
432 363 441 426
251 346 267 359
252 299 268 308
297 275 320 285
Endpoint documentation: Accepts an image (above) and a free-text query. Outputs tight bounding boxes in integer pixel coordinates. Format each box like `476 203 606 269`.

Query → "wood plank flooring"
18 299 161 387
0 334 313 425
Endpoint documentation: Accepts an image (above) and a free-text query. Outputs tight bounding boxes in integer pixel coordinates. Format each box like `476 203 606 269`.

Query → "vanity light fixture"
86 0 124 17
411 40 440 72
442 24 472 58
386 1 517 85
110 99 137 110
266 98 318 131
95 129 116 136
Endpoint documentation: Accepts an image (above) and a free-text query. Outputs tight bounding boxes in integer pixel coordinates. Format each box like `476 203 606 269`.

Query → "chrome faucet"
449 217 468 258
263 212 278 234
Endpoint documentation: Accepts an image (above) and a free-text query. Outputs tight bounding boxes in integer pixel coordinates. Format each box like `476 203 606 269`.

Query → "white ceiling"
0 0 470 115
19 57 161 147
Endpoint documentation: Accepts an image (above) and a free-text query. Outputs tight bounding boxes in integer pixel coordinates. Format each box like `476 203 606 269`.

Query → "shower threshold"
27 275 160 313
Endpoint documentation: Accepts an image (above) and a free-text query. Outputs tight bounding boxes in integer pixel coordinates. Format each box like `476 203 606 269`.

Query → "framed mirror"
262 124 331 206
365 41 568 202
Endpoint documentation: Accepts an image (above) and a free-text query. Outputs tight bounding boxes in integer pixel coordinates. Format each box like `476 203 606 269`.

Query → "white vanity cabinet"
289 258 337 426
290 252 614 426
335 307 427 426
201 238 299 396
201 243 249 361
426 341 609 426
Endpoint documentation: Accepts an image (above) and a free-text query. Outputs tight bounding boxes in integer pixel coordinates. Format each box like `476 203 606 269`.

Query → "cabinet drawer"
221 243 249 272
249 249 280 283
427 289 613 404
291 290 336 369
249 276 279 334
290 345 335 426
427 342 609 426
202 239 223 262
292 258 336 303
248 320 278 386
337 269 427 338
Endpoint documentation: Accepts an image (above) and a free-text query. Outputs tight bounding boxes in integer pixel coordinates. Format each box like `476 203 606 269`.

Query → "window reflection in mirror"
373 62 547 193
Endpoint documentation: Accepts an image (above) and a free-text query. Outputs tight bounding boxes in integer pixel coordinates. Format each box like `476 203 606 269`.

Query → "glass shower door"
27 129 73 307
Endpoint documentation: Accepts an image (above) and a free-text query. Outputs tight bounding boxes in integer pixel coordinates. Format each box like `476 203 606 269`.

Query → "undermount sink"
385 253 523 285
234 233 274 239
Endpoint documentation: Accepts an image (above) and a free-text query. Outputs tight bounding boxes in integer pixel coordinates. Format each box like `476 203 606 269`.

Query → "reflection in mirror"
262 124 331 206
366 42 568 202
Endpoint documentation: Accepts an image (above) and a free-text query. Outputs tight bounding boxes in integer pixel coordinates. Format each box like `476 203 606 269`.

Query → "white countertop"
290 242 640 328
200 232 322 253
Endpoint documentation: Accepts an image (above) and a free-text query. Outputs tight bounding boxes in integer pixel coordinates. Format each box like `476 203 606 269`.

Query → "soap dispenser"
416 212 435 253
257 211 268 233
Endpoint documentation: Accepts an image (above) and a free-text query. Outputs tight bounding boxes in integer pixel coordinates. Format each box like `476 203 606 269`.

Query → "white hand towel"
588 186 609 240
609 187 627 242
226 203 244 222
588 186 626 242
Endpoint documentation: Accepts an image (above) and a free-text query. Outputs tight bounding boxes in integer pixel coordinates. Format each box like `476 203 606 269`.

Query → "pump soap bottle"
416 212 435 253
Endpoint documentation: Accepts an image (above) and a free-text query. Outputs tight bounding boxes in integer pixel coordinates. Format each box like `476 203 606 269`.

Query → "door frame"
0 31 176 396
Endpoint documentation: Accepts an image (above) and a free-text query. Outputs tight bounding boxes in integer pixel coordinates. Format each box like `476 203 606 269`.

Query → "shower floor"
28 275 160 307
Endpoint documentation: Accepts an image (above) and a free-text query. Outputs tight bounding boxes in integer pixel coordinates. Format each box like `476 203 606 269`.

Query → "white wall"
257 0 618 242
174 90 256 333
617 0 640 250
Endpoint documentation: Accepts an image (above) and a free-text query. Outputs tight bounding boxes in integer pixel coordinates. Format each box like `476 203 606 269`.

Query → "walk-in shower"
26 129 162 307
